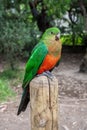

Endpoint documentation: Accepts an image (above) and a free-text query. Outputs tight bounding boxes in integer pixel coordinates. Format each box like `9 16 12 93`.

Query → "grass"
0 80 15 102
0 67 24 103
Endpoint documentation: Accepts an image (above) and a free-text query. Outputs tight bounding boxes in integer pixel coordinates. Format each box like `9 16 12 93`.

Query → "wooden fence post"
30 75 58 130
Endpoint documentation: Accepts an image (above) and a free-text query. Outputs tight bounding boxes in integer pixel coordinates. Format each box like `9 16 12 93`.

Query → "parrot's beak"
55 33 60 41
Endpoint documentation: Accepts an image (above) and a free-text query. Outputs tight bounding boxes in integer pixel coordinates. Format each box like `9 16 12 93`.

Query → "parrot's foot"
37 71 54 80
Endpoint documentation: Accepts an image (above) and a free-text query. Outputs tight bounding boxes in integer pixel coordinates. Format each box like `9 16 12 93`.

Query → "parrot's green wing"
17 42 48 115
22 42 48 88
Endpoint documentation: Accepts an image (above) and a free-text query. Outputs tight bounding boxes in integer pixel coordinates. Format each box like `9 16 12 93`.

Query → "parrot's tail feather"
17 86 30 115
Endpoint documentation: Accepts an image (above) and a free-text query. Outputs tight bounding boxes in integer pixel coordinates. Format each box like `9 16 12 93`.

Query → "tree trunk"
79 0 87 72
29 0 51 32
80 49 87 72
30 76 59 130
79 0 87 32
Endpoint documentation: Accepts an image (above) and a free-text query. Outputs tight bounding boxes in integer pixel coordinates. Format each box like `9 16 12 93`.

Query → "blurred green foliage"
0 0 41 69
61 35 83 46
0 68 24 102
0 18 40 69
0 79 15 102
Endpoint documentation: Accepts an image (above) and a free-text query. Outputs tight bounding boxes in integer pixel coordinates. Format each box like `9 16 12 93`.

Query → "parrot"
17 27 62 115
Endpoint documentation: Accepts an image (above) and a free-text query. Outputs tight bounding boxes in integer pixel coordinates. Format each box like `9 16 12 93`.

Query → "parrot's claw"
37 71 54 80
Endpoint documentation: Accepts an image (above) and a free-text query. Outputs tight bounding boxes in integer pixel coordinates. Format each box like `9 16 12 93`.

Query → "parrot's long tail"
17 85 30 115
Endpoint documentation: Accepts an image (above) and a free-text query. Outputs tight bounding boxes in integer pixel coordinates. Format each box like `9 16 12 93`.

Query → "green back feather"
22 42 48 88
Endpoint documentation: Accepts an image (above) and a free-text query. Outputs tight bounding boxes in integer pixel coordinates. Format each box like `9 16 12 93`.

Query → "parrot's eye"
51 32 54 34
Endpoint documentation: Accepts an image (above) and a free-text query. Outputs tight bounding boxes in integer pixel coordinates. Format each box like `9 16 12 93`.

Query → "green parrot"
17 27 62 115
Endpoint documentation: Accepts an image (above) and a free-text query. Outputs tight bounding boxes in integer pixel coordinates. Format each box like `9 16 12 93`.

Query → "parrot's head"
41 27 62 55
41 27 60 41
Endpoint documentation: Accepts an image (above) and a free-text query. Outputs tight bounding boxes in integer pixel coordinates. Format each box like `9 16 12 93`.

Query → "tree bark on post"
30 76 59 130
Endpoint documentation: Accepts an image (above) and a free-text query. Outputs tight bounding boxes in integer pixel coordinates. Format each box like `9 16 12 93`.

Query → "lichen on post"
30 75 59 130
